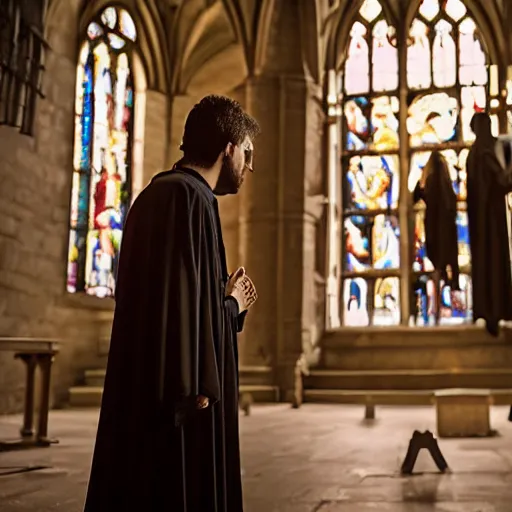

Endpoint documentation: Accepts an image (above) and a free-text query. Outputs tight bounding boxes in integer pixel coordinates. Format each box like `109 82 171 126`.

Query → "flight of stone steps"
69 365 279 407
301 326 512 406
69 326 512 408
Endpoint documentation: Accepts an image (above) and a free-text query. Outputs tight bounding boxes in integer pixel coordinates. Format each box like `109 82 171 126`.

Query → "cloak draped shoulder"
84 169 245 511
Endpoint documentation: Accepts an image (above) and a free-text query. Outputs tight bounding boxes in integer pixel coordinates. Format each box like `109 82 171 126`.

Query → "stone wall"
0 1 172 415
0 11 103 413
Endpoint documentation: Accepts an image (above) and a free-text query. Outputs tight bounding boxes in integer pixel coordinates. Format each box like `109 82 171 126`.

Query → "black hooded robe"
466 137 512 336
83 168 246 511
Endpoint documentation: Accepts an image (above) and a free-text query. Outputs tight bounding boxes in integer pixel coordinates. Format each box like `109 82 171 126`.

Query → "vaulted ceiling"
45 0 509 96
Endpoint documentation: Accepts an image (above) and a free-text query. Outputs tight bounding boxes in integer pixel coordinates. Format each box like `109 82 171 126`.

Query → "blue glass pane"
77 172 90 228
80 53 94 170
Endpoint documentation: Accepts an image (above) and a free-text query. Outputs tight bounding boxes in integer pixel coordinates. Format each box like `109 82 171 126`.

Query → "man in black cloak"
83 95 261 511
466 112 512 338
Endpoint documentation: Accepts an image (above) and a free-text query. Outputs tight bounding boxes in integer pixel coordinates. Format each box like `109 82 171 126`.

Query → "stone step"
84 365 274 387
305 368 512 390
323 325 511 348
69 386 103 408
239 385 279 403
320 326 512 370
69 384 279 408
303 388 512 406
322 345 512 371
84 370 106 387
239 366 274 386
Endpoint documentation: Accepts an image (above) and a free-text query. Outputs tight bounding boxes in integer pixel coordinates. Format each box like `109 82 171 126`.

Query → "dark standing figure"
410 151 460 324
413 150 460 289
466 112 512 337
83 95 261 511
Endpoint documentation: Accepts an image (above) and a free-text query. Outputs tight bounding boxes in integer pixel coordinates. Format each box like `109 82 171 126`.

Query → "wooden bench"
0 337 61 451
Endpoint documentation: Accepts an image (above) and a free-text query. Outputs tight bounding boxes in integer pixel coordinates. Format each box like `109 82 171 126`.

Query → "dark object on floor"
508 406 512 422
0 465 49 477
365 404 375 420
401 430 449 474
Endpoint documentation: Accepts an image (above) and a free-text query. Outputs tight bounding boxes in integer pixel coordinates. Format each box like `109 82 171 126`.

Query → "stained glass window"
335 0 495 327
67 7 137 298
340 0 401 326
406 0 490 325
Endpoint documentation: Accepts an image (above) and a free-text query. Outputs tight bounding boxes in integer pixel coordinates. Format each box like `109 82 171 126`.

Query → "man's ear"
224 142 235 158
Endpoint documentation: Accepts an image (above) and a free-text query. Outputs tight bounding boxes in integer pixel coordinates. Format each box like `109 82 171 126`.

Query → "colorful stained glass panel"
68 6 136 298
345 97 369 151
439 274 472 324
345 22 369 95
412 275 436 326
67 230 79 293
343 278 370 326
372 96 399 150
344 214 400 271
372 20 398 92
374 277 400 325
411 209 435 272
407 19 431 90
84 229 122 298
459 18 487 86
433 20 456 88
407 93 459 147
412 275 472 326
345 155 399 211
70 172 80 228
345 96 399 151
457 211 470 267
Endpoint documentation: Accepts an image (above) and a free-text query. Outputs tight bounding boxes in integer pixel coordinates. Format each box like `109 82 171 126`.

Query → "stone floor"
0 404 511 511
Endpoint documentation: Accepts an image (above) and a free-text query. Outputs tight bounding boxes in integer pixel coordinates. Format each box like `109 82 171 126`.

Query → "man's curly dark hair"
180 95 260 168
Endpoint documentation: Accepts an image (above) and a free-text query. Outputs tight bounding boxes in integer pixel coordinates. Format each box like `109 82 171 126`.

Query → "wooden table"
0 337 61 451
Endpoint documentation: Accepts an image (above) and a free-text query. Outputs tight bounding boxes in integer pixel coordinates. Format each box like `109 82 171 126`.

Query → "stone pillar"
141 91 169 185
238 74 322 401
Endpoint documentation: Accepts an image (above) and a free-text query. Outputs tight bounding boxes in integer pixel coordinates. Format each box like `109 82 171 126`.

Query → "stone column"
238 74 323 401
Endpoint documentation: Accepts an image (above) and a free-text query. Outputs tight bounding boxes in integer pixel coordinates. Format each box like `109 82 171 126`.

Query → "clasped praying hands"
226 267 258 313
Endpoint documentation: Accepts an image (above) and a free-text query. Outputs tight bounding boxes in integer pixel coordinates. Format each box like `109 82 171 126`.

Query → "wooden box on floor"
434 388 492 438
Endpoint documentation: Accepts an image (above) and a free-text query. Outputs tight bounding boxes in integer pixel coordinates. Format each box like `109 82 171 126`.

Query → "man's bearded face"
214 139 253 196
